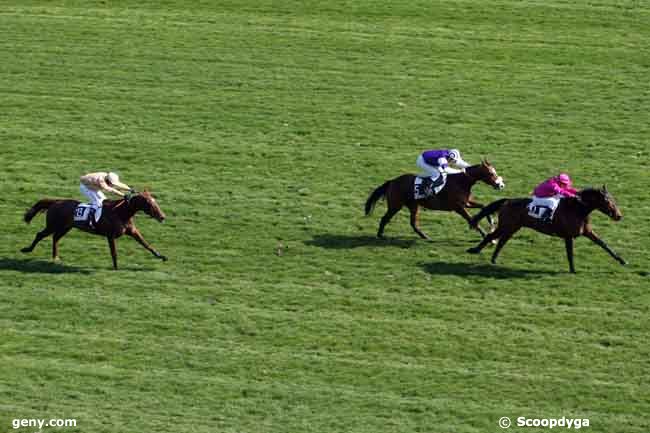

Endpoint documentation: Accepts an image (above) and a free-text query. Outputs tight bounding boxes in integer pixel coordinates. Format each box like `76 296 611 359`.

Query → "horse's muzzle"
494 177 505 190
606 208 622 221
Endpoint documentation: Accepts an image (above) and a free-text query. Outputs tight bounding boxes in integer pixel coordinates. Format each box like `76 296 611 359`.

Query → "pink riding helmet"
557 173 572 186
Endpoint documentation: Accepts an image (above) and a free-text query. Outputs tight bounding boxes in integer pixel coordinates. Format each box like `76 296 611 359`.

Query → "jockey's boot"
89 208 97 229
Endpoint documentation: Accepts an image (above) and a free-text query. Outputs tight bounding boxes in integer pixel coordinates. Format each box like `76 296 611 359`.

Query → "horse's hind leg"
467 226 504 254
409 204 431 240
465 200 496 233
490 228 519 264
52 227 72 260
456 207 488 238
377 206 401 238
21 227 55 253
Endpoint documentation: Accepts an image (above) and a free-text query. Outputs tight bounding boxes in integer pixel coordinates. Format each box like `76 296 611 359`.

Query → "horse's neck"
111 199 137 222
568 197 595 219
452 172 476 189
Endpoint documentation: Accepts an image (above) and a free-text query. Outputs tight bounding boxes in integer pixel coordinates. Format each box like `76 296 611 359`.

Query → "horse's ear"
602 184 608 192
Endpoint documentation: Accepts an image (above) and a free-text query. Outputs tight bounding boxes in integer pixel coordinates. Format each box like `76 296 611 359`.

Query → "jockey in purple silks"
416 149 471 179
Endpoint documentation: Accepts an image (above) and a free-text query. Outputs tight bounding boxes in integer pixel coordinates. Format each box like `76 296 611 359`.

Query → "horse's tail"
469 198 508 227
24 199 58 223
365 181 390 215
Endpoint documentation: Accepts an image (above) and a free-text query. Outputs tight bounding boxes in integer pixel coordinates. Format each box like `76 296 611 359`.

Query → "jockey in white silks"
79 172 132 226
416 148 471 180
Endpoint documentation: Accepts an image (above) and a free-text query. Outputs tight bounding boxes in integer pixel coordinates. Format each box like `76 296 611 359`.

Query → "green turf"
1 1 649 432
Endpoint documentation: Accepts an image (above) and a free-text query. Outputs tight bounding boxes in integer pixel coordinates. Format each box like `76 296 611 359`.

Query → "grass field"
1 1 649 432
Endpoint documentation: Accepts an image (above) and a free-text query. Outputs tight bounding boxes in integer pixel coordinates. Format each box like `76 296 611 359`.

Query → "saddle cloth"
527 196 561 221
414 172 447 200
73 204 94 221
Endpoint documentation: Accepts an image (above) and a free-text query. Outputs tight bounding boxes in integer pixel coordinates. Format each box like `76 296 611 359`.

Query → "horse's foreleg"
565 237 576 273
127 227 167 261
107 236 118 270
583 230 627 266
21 227 54 253
408 204 430 240
52 228 72 260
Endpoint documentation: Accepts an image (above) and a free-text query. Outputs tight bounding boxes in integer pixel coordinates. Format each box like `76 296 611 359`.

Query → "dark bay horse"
467 186 626 273
365 160 505 240
21 191 167 270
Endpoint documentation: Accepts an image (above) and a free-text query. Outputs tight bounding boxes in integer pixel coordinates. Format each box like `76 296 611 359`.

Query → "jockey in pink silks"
532 173 578 223
533 173 578 198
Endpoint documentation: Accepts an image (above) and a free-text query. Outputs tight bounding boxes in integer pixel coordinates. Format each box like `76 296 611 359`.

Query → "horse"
466 186 626 273
21 191 167 270
364 160 505 240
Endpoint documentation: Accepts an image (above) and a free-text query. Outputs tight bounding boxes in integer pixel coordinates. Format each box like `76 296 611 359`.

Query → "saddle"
527 196 561 223
414 173 447 200
73 204 98 230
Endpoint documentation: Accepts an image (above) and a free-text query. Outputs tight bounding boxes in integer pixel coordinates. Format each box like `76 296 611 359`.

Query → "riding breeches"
80 183 106 222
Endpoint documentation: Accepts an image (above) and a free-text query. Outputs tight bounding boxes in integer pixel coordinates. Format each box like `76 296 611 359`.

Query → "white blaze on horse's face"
151 197 166 222
488 166 505 190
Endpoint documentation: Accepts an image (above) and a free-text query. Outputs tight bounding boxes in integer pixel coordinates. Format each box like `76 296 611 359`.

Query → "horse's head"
578 185 622 221
468 159 505 190
128 190 166 222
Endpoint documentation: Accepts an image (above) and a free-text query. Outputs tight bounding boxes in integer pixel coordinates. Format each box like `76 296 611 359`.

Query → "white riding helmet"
448 149 461 161
106 172 120 185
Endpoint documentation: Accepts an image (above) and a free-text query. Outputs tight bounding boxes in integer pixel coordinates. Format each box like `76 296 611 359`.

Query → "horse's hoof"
160 255 168 262
20 247 31 253
620 259 628 266
467 247 480 254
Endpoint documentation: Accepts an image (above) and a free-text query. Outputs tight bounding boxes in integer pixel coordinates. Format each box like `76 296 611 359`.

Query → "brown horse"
365 160 505 240
21 191 167 270
467 186 626 273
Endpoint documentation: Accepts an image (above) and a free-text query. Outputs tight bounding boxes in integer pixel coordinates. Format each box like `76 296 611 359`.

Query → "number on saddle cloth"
73 204 96 226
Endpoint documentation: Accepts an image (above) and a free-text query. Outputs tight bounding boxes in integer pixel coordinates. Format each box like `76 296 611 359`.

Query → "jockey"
416 148 471 179
533 173 578 198
532 173 578 223
79 172 132 226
